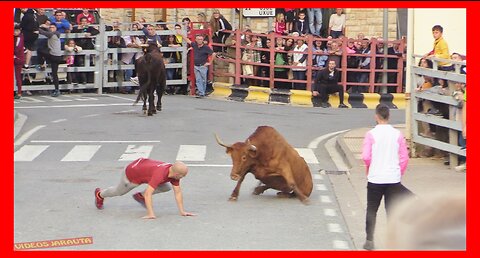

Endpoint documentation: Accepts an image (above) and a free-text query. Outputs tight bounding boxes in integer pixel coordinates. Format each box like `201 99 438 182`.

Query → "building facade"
99 8 400 40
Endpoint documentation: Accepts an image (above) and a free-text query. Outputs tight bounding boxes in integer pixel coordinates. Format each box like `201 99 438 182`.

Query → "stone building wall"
99 8 399 40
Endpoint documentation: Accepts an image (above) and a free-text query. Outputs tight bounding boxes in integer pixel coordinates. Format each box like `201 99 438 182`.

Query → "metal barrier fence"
20 20 188 94
211 30 406 93
410 54 466 166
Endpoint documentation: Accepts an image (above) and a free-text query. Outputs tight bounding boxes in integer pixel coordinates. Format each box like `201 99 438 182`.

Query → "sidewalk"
332 124 466 250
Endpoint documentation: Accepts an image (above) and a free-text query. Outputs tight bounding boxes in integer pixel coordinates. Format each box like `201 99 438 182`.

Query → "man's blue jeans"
194 65 208 96
307 8 323 36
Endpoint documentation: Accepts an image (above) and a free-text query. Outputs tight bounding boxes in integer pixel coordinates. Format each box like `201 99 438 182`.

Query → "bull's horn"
246 139 257 151
214 133 232 148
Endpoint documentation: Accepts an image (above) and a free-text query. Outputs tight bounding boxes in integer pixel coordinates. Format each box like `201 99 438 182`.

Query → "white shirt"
292 43 308 71
362 124 409 184
329 14 346 32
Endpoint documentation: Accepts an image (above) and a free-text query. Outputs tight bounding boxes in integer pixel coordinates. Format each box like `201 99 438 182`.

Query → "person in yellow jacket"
424 25 453 71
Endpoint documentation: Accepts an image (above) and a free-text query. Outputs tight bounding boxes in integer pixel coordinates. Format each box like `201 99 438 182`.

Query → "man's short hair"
195 34 205 39
432 25 443 33
376 104 390 120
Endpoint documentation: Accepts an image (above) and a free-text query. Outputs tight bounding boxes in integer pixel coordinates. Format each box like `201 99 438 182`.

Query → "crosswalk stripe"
118 145 153 161
40 96 72 102
15 97 44 103
176 145 206 161
61 145 101 161
14 145 49 161
295 148 319 164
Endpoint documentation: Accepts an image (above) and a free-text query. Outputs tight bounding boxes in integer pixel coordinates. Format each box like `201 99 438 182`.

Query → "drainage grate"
320 170 348 175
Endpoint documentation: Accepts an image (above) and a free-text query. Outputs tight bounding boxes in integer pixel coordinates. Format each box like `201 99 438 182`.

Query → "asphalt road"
13 93 406 250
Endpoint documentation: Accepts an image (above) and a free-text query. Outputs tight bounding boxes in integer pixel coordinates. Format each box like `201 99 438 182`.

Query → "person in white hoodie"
291 37 308 90
361 104 412 250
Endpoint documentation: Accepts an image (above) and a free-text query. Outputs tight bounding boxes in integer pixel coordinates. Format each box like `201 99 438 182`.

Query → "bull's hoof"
156 106 162 111
228 196 238 202
277 192 294 198
147 112 153 116
301 198 311 205
253 186 265 195
152 109 157 114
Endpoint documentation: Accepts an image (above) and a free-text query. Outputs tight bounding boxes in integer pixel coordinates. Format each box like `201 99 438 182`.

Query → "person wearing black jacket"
312 60 348 108
71 17 100 84
210 9 232 52
20 8 39 68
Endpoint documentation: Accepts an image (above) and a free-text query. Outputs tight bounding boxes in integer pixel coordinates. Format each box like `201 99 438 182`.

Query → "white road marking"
107 95 136 101
14 103 134 109
183 164 232 167
31 140 161 143
51 119 67 123
328 223 343 233
294 148 319 164
118 145 153 161
324 208 337 217
14 97 43 103
14 145 49 161
61 145 101 161
81 114 100 118
307 130 349 149
176 145 207 161
62 95 99 101
40 96 72 102
320 195 332 203
313 174 324 180
332 240 349 249
315 184 327 191
14 125 46 146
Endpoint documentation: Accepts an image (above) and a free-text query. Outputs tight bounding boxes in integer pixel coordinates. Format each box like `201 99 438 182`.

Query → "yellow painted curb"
290 89 313 107
245 86 271 103
363 93 381 109
212 82 232 98
391 93 406 109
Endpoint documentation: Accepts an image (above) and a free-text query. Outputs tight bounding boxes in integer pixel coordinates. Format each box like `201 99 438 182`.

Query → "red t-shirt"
76 13 96 25
125 158 179 188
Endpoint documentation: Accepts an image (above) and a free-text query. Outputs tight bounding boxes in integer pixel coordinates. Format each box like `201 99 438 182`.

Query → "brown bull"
133 44 166 116
215 126 313 204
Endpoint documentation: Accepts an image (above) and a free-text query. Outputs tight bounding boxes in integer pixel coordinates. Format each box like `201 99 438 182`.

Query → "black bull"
133 44 167 116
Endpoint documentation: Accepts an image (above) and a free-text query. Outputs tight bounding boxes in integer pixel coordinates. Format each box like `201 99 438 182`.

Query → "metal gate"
20 19 188 94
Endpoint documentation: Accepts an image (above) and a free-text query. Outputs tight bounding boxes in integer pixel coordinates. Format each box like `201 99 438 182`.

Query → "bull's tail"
133 71 152 105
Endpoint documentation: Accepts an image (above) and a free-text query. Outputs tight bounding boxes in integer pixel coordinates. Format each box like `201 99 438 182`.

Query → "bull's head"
215 133 257 181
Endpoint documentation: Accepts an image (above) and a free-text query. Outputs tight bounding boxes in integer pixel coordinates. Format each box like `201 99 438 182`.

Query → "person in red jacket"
14 24 25 99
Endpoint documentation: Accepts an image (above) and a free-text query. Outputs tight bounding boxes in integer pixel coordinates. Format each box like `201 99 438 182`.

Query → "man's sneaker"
51 90 60 97
338 103 349 108
95 188 104 209
363 240 375 250
132 192 146 208
130 77 139 86
320 102 331 108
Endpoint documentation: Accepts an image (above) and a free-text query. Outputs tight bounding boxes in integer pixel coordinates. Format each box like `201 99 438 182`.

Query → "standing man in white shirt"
328 8 346 38
361 104 412 250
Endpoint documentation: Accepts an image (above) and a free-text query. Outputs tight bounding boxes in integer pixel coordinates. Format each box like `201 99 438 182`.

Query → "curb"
212 82 406 109
336 130 360 170
14 111 27 140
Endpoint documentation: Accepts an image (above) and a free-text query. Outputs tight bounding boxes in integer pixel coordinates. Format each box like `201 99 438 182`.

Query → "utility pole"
381 8 388 94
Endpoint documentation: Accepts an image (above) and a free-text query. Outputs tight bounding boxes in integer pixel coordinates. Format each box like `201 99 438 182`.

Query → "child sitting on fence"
64 39 82 84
